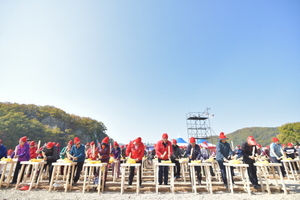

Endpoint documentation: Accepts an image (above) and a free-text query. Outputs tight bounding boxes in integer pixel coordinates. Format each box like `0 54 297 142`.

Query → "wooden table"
188 162 213 194
254 162 287 195
281 159 300 181
49 162 77 193
154 162 175 194
204 160 222 182
120 163 141 194
224 163 251 195
0 160 17 188
82 162 107 194
15 161 46 191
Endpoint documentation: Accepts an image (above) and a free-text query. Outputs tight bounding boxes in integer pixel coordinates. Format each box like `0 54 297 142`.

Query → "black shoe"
72 182 77 186
139 185 144 188
10 181 16 184
254 185 261 189
224 184 228 189
176 176 182 179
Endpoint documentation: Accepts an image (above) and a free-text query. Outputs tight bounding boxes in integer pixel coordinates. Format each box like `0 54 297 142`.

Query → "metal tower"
186 108 214 140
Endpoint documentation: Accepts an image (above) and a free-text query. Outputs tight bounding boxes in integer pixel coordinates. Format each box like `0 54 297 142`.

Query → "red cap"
121 145 124 148
86 143 90 146
247 136 257 146
287 143 293 147
102 137 109 144
219 132 228 140
203 141 207 145
190 137 196 143
162 133 168 139
0 139 2 144
68 140 73 145
172 139 177 144
30 141 35 146
257 144 262 148
19 136 27 142
74 137 81 144
134 137 142 144
266 145 270 148
90 141 95 146
46 142 55 149
114 141 119 146
272 138 279 142
56 143 60 147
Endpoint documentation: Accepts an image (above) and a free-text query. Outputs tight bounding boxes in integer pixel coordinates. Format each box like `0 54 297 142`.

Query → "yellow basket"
283 158 293 161
1 158 13 162
191 160 201 163
89 161 101 164
256 161 269 164
161 160 172 163
229 160 242 164
30 159 43 162
127 159 136 164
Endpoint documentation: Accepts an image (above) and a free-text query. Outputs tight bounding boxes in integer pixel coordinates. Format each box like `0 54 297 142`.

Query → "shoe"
224 184 228 189
198 181 201 185
176 176 182 179
10 181 16 184
126 186 132 189
19 185 30 190
72 182 77 186
254 185 261 189
139 185 144 188
232 184 238 188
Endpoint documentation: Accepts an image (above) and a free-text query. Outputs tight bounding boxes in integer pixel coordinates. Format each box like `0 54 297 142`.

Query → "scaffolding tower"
186 108 213 140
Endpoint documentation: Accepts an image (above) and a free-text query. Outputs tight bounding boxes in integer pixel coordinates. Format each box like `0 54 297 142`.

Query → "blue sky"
0 1 299 144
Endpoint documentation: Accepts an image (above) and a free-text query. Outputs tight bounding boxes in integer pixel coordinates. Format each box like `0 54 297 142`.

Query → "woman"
111 141 121 179
97 137 110 188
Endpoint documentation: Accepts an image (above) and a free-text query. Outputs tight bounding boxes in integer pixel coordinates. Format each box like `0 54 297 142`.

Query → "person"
0 139 7 178
283 143 297 159
241 136 261 189
42 142 58 182
171 139 181 179
111 141 121 179
97 137 110 187
256 144 262 156
187 137 202 184
69 137 86 186
60 140 73 159
126 137 144 188
181 146 188 158
270 137 286 177
55 143 61 160
85 143 90 157
155 133 173 185
10 136 30 184
234 145 243 158
29 141 37 159
120 145 126 160
216 132 234 188
261 145 270 158
201 141 215 176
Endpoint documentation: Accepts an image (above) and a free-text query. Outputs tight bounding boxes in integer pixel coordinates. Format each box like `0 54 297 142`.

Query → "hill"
0 102 109 149
209 127 280 147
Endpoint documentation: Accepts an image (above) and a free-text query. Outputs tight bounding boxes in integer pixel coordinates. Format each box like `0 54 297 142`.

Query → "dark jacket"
43 146 58 162
186 144 202 160
241 142 257 163
216 141 233 162
171 144 181 160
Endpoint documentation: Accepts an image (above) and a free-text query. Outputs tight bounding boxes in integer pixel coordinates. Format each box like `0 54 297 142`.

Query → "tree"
278 122 300 145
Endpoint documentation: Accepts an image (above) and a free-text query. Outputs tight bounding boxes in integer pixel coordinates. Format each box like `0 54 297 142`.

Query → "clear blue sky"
1 1 299 144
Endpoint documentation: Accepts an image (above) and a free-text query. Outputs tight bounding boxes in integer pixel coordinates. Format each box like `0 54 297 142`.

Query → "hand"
74 157 78 161
135 158 139 162
44 157 47 161
277 157 281 160
249 156 255 160
189 155 192 159
223 158 228 162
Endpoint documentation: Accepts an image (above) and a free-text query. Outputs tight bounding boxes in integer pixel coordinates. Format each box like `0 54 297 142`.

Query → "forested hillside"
0 102 108 149
210 127 280 147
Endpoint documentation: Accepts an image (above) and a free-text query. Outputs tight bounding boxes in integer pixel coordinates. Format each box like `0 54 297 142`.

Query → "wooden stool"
281 159 300 181
154 162 175 193
15 161 46 191
0 160 17 188
254 163 287 194
49 162 77 193
120 163 141 194
188 162 213 194
224 163 251 195
82 163 107 194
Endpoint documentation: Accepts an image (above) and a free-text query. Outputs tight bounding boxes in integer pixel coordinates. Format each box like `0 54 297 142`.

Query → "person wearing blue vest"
270 137 286 177
216 132 234 188
69 137 85 186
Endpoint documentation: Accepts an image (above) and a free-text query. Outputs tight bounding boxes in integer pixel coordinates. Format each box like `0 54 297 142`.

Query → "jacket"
155 140 173 160
216 141 233 162
126 141 145 161
186 144 202 160
70 144 86 162
0 144 7 159
42 146 58 162
12 143 30 161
